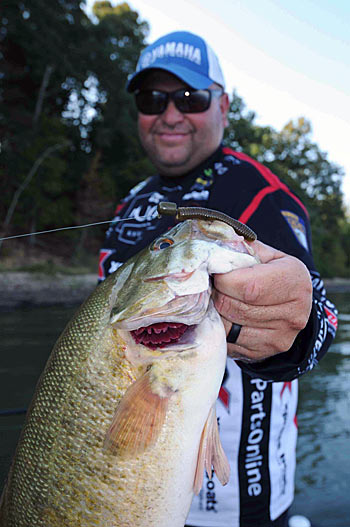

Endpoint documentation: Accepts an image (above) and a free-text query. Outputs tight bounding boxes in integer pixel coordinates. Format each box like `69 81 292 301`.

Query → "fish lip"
143 270 196 283
112 290 210 330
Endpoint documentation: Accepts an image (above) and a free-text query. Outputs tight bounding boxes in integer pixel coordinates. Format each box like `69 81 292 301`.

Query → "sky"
85 0 350 206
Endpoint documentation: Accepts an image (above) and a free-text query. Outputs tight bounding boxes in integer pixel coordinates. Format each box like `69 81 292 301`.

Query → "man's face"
136 71 229 176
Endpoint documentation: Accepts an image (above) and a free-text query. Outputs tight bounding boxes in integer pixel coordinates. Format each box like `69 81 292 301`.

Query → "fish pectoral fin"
103 370 169 456
193 405 230 494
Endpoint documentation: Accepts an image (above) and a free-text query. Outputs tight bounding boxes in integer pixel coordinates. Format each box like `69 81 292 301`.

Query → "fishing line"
2 203 255 242
0 216 148 242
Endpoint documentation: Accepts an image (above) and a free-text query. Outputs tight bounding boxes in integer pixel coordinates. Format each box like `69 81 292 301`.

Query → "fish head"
110 219 258 358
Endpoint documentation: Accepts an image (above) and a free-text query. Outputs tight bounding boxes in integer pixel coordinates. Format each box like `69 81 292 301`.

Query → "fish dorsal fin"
193 405 230 494
104 370 169 456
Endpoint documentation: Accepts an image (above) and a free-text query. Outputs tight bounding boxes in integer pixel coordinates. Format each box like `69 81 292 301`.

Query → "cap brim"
126 64 213 92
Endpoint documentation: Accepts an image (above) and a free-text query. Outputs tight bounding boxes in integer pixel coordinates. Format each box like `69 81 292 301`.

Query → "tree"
224 92 348 277
1 5 348 276
0 1 150 258
87 1 152 202
1 0 92 240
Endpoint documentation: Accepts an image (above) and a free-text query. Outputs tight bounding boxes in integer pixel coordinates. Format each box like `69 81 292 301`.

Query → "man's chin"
151 148 193 174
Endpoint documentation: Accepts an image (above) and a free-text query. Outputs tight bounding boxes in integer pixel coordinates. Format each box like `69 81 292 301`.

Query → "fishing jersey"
99 144 337 527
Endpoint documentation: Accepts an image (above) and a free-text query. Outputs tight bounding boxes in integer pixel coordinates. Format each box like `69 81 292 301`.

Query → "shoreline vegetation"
1 271 349 310
2 0 349 309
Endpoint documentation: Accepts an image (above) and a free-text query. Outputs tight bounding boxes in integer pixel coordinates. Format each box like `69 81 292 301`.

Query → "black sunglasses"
134 88 223 115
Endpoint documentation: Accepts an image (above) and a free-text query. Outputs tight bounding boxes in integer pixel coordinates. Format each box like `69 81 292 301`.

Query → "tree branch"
0 141 70 251
33 64 55 129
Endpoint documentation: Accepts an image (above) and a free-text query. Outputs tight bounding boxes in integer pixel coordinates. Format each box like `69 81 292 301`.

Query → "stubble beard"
145 134 195 175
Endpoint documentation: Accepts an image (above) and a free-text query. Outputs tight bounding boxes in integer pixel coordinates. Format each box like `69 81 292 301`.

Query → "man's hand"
212 240 313 362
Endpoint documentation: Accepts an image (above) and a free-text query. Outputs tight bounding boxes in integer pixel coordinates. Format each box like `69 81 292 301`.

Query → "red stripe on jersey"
239 186 276 224
280 381 292 398
222 147 309 222
115 202 126 215
98 249 113 280
219 386 230 410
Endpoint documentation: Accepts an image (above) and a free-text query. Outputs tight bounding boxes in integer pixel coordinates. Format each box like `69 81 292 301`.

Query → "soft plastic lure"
157 202 257 242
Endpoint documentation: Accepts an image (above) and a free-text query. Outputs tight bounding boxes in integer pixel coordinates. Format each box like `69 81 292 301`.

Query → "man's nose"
160 100 185 125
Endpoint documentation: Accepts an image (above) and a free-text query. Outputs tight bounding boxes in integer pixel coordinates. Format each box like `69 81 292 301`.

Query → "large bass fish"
0 217 258 527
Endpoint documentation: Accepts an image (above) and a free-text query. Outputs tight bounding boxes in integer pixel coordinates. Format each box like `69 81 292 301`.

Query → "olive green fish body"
0 219 259 527
1 275 133 526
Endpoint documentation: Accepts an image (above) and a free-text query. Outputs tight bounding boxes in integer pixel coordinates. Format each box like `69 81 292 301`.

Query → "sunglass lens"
175 90 211 113
135 89 214 114
135 91 167 115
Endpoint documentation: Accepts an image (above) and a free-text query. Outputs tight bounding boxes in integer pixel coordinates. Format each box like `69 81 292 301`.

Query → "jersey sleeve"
230 163 337 382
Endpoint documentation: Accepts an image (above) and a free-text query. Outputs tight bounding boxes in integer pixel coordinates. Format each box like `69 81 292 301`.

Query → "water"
0 293 349 525
290 291 350 526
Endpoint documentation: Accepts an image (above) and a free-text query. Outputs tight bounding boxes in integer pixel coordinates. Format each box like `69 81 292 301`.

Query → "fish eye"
152 237 175 251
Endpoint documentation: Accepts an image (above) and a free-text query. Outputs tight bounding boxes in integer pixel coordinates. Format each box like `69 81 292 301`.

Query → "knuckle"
215 293 248 323
268 333 294 354
278 334 295 352
242 278 261 304
295 261 313 293
215 292 232 318
289 303 311 330
234 301 248 319
291 315 307 331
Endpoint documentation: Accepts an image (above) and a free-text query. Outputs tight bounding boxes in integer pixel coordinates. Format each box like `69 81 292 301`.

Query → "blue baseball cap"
127 31 226 92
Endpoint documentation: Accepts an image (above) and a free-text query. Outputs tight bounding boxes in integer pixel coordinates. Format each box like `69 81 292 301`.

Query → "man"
99 31 337 527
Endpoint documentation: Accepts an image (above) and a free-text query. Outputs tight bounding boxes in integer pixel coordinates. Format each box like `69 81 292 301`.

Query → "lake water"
0 292 349 526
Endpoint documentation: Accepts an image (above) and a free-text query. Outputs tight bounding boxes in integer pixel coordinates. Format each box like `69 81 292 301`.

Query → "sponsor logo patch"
281 210 309 251
224 154 241 165
182 189 209 201
189 168 215 192
324 305 338 331
139 42 201 69
214 162 228 175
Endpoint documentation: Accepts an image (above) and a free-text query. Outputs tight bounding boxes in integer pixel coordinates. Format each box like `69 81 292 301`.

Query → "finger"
227 344 274 362
214 245 311 306
248 239 285 264
213 290 308 331
227 344 268 362
221 316 232 336
226 334 273 361
227 346 260 362
228 324 297 355
214 259 308 306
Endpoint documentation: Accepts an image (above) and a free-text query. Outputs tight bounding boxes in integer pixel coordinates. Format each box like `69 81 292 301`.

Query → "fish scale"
0 219 259 527
2 278 119 526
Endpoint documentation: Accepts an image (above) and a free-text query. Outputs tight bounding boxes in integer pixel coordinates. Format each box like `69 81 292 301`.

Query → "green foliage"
1 3 349 276
224 92 349 277
86 1 150 203
1 0 150 257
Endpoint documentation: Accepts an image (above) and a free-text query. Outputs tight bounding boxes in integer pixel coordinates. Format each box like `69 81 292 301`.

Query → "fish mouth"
113 290 210 351
130 322 194 350
113 290 210 330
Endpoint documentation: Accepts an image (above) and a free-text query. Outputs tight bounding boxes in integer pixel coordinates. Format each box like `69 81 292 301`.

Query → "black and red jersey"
99 144 337 526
